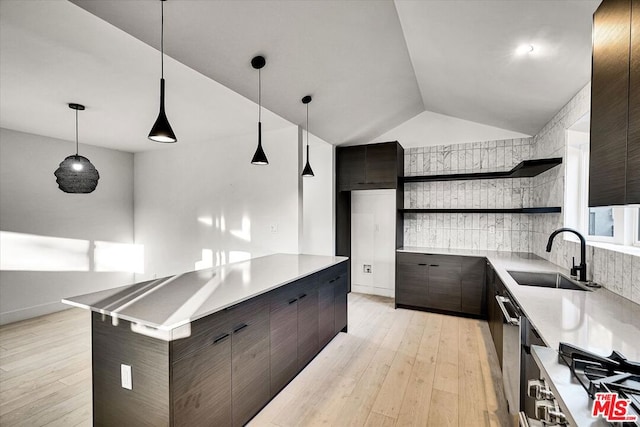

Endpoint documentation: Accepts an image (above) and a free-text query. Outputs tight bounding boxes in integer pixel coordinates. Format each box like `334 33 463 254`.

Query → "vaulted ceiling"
1 0 600 152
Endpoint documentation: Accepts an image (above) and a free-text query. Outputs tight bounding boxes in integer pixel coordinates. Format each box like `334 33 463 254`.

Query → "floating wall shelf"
401 207 562 214
402 158 562 183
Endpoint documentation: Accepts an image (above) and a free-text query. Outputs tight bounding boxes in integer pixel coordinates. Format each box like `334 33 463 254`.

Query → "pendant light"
301 95 314 177
54 103 100 193
251 55 268 165
148 0 177 143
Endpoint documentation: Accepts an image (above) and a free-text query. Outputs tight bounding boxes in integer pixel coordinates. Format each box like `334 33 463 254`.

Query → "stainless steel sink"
507 271 590 291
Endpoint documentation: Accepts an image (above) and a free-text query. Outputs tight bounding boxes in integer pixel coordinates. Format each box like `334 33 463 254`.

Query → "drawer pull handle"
233 323 248 333
213 333 229 344
288 298 298 305
298 294 307 300
430 264 439 267
418 263 427 266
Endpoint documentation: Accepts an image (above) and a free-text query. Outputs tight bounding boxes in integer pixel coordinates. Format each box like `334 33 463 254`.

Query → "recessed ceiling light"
516 44 535 55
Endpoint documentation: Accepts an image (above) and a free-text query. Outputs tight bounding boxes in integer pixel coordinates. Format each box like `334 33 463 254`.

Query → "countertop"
63 254 348 337
399 247 640 361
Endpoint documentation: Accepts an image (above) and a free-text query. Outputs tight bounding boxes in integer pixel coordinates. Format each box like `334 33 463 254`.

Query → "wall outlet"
121 364 132 390
363 264 372 274
270 224 278 233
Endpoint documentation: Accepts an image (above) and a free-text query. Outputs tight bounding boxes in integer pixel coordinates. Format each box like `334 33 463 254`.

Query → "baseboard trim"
351 284 394 298
0 301 67 325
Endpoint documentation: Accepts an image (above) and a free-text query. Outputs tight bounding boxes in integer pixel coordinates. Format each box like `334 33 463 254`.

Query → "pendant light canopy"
251 55 268 165
301 95 315 177
54 103 100 193
148 0 177 143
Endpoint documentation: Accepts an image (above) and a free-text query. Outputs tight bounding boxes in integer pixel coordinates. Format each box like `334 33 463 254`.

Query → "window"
565 115 639 249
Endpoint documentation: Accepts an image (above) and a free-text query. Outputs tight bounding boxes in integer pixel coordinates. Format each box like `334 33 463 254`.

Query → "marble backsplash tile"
403 82 639 305
529 82 639 305
404 138 534 253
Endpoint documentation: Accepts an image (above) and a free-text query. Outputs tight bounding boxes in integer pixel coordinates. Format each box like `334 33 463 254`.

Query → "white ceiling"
395 0 600 135
1 0 600 153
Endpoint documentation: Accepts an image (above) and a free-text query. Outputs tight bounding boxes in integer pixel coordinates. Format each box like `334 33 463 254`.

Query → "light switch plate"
121 364 132 390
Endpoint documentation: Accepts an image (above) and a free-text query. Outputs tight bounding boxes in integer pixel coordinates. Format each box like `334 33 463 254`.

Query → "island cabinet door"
171 334 232 427
333 269 348 334
297 278 319 370
318 277 335 349
269 282 300 395
229 296 270 427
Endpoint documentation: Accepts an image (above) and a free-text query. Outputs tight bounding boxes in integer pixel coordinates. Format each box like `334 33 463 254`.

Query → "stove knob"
534 400 554 421
540 386 554 400
528 379 545 399
548 409 566 424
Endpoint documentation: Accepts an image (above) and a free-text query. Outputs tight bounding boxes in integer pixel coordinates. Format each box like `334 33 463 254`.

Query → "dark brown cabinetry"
92 261 348 427
395 252 485 317
590 0 640 206
335 142 404 266
230 298 270 427
627 0 640 203
486 262 503 368
172 311 231 426
336 142 399 191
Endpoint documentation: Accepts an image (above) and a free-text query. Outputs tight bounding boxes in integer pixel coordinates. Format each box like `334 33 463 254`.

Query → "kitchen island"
63 254 349 426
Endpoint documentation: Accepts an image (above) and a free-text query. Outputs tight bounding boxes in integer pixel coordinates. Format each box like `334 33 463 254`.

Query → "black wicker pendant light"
54 103 100 193
148 0 177 143
301 95 314 177
251 55 268 165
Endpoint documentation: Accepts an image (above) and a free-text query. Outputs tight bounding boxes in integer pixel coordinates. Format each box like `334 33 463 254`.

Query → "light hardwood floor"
0 293 511 426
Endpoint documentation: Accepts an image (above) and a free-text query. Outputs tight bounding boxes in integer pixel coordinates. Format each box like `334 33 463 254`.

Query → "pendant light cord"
258 68 262 122
306 103 309 148
161 0 164 79
75 108 79 156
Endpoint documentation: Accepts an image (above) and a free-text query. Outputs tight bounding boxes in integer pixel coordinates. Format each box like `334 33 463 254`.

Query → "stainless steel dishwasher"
495 289 522 415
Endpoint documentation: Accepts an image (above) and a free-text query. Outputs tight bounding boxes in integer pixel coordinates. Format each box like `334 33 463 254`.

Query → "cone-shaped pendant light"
251 55 268 165
148 0 177 143
301 95 314 177
54 103 100 193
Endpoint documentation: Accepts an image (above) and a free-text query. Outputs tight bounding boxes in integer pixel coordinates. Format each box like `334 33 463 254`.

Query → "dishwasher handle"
496 295 520 326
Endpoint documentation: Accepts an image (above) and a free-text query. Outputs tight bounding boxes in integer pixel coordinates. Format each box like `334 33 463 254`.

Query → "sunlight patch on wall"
230 216 251 242
0 231 89 271
195 249 214 270
0 231 143 273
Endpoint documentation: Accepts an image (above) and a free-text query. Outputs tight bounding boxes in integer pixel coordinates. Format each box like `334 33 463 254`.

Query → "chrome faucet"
546 227 587 282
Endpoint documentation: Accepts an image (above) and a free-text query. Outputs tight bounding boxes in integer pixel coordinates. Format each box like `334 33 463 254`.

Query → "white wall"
133 126 301 281
0 128 135 324
370 110 530 148
302 134 335 256
351 190 396 297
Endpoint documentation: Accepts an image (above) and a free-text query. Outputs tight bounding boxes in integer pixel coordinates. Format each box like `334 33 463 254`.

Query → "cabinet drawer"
317 261 348 285
397 252 431 265
171 310 229 363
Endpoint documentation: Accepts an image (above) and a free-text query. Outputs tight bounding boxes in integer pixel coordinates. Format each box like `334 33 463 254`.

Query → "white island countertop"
399 247 640 361
63 254 348 337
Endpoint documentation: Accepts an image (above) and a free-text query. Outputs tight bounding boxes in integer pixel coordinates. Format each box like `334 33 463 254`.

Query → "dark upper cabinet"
589 0 639 206
627 0 640 203
337 145 366 190
337 142 401 191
